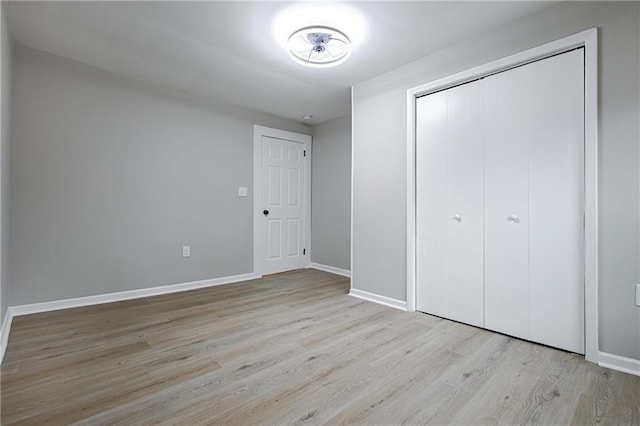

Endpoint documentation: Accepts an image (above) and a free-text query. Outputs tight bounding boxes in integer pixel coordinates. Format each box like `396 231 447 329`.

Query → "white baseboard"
0 309 13 364
349 288 407 311
0 272 261 365
598 351 640 377
309 262 351 278
9 272 261 317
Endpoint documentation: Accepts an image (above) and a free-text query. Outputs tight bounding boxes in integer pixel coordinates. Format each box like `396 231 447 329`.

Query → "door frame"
253 125 312 276
405 28 598 362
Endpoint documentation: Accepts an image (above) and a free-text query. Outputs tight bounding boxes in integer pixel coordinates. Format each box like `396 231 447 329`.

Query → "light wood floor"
1 269 638 425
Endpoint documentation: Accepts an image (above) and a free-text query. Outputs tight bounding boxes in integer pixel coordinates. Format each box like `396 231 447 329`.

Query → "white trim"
253 125 312 276
309 262 351 278
406 28 599 362
583 29 599 363
9 273 260 317
598 352 640 377
0 308 13 363
349 288 407 311
350 85 356 292
0 272 261 364
406 82 416 313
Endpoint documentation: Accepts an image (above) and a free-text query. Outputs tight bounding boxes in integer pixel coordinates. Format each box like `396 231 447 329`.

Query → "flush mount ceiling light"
287 26 351 68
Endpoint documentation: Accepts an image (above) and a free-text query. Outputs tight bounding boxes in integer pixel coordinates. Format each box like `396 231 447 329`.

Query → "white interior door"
261 136 307 274
416 81 484 327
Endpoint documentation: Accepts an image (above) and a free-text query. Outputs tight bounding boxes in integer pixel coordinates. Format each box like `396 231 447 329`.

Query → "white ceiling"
6 1 557 125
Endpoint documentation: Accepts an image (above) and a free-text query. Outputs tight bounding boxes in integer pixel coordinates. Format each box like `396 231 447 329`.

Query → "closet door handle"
452 214 462 222
507 214 520 223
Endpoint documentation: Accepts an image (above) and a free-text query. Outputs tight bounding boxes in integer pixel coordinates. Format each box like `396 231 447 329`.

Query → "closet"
416 48 585 354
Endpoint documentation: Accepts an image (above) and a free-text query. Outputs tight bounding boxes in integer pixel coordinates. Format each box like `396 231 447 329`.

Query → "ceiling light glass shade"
287 26 351 68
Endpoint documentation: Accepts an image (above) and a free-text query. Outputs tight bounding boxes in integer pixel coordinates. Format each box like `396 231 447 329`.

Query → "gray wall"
1 2 11 321
9 46 310 305
311 115 351 271
352 1 640 360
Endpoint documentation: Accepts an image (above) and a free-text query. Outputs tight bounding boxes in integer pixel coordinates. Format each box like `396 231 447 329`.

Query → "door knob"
263 210 269 216
453 214 462 222
507 215 520 223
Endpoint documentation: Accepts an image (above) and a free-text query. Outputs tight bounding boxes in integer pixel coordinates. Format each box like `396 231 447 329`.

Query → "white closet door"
416 83 484 327
444 83 484 326
527 49 584 353
483 66 531 341
417 49 584 354
416 91 448 318
484 50 585 352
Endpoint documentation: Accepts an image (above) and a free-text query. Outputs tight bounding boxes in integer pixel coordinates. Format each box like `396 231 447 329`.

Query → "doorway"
416 48 585 353
406 28 598 362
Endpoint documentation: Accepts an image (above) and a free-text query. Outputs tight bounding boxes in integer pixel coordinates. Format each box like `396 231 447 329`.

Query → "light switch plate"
635 284 640 307
182 245 190 258
238 186 248 197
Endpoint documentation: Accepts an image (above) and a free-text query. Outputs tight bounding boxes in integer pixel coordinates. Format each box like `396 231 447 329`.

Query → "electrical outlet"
238 186 248 197
182 245 190 258
635 284 640 307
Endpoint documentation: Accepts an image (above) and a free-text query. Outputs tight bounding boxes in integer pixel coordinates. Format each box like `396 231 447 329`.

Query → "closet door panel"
446 82 484 327
528 49 585 353
483 67 531 340
416 92 448 317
